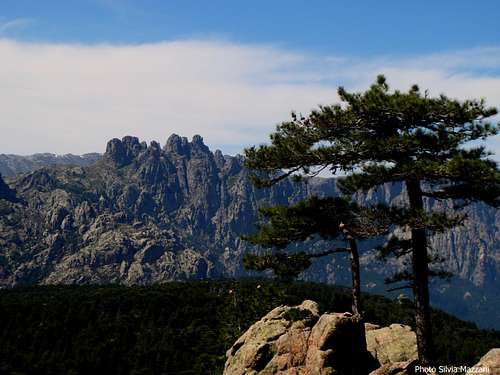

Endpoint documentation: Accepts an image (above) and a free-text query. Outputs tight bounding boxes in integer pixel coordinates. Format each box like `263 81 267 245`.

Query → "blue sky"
2 0 500 56
0 0 500 156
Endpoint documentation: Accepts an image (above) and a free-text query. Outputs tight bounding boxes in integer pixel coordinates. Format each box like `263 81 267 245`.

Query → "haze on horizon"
1 0 500 159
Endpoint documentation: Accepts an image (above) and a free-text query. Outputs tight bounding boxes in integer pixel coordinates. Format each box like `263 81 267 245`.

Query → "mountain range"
0 152 100 178
0 134 498 328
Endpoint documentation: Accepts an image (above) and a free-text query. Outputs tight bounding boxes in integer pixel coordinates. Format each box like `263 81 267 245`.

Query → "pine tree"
244 76 500 365
242 196 389 316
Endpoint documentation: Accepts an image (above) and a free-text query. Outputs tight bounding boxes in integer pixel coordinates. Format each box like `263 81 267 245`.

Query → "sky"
1 0 500 157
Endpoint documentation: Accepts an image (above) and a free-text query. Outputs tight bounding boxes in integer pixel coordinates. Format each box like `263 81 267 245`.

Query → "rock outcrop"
468 349 500 375
365 323 418 365
224 300 417 375
369 360 417 375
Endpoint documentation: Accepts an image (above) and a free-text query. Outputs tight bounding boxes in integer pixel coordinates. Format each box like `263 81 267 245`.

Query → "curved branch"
387 284 414 292
308 248 349 258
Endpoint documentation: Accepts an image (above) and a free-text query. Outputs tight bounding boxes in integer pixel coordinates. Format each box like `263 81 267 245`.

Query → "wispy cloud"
0 38 498 157
0 18 33 35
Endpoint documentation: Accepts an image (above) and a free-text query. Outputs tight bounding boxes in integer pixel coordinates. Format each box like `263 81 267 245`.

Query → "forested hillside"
0 281 498 375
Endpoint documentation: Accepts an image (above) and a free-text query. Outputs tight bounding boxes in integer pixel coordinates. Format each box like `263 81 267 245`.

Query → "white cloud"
0 38 499 158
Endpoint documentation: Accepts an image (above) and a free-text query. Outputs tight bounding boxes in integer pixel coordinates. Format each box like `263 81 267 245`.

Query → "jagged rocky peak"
192 134 204 144
164 134 189 154
190 134 211 154
190 134 213 156
163 133 211 155
105 137 128 165
149 140 161 151
105 136 147 166
144 141 161 158
105 134 215 166
214 149 225 169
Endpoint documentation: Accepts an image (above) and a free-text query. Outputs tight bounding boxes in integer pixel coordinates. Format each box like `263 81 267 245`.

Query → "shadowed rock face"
223 300 417 375
0 174 18 202
0 134 498 329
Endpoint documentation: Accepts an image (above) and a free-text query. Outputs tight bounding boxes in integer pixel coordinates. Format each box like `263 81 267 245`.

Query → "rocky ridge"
468 349 500 375
0 152 101 178
0 135 336 285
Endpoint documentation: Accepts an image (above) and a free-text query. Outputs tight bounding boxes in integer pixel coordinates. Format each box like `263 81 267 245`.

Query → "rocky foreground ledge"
224 300 499 375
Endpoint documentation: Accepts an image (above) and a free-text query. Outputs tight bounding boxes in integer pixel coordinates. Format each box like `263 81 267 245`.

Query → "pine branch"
385 270 414 284
249 166 303 188
376 236 413 259
387 284 414 292
308 248 349 258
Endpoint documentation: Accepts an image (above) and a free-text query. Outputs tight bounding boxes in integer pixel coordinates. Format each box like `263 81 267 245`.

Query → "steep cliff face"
352 184 500 291
0 135 498 327
351 185 500 329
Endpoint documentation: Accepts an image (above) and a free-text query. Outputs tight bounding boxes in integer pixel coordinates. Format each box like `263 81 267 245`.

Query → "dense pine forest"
0 281 498 375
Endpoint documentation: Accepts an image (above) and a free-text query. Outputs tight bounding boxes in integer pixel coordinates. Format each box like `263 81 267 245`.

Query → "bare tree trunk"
347 235 372 375
406 179 434 366
348 238 362 316
341 223 362 317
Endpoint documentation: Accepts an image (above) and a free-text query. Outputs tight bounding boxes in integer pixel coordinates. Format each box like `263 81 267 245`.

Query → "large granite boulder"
365 323 418 365
467 349 500 375
368 360 417 375
224 300 418 375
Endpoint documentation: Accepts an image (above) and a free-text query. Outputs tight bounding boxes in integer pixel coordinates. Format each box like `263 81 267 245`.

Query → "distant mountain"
0 134 498 328
0 135 335 285
0 152 101 177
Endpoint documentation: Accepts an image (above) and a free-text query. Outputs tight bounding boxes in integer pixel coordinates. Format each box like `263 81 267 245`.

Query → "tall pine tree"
244 76 500 365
